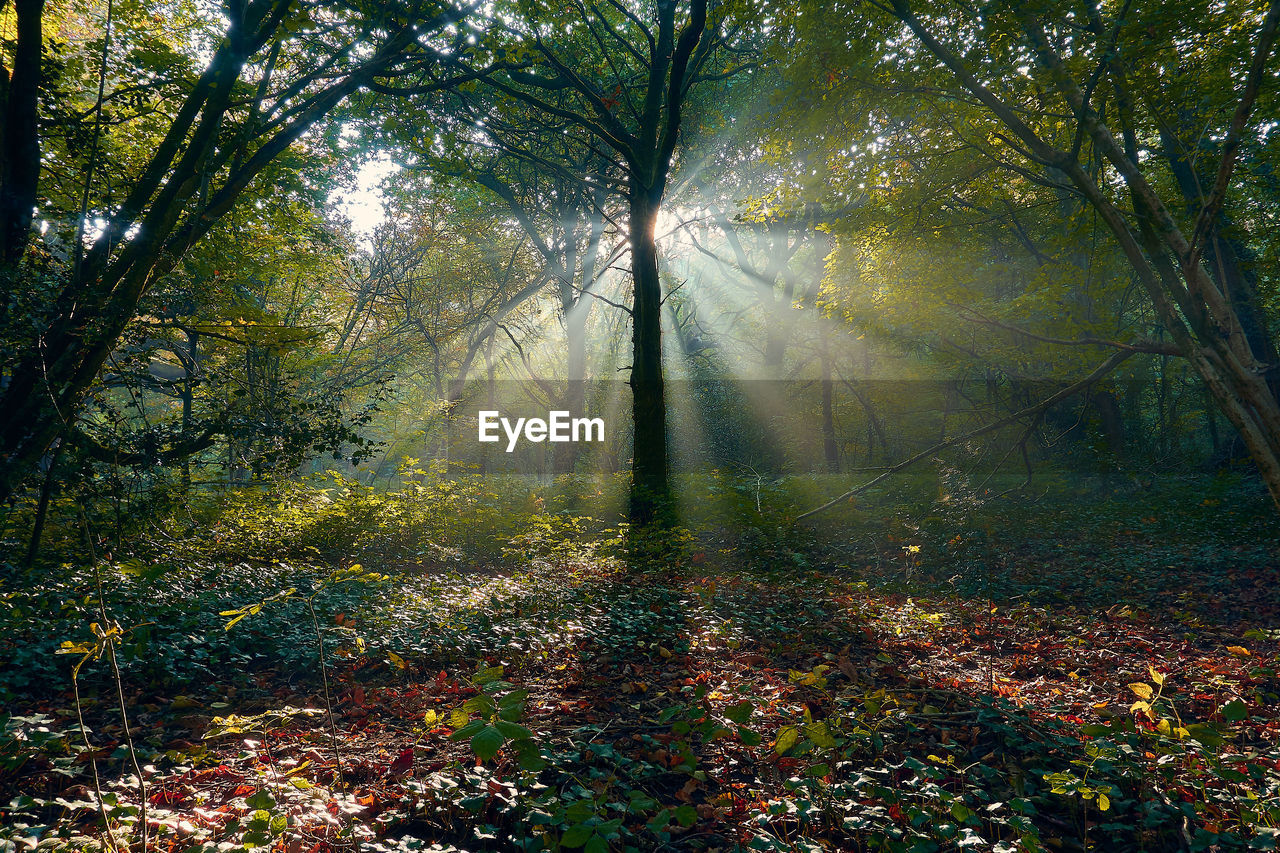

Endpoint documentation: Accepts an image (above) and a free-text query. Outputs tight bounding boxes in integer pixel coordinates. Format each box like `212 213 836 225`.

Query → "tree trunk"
555 303 589 475
24 441 62 568
821 356 839 473
0 0 44 265
1089 390 1124 458
628 189 670 523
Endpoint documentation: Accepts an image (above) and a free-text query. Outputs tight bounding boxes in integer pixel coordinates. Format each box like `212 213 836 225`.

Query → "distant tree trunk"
628 187 670 523
181 330 198 491
821 355 839 473
1090 390 1124 458
555 212 600 475
555 306 590 475
24 441 62 568
762 265 797 374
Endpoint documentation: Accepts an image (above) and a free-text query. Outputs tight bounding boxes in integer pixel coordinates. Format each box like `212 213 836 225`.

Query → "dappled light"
3 0 1280 851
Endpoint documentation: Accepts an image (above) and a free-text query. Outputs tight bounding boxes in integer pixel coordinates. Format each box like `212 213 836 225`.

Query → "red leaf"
388 746 413 776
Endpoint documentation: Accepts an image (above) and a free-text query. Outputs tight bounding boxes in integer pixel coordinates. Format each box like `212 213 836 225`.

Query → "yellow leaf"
1227 645 1251 657
1148 666 1165 686
1097 793 1111 811
388 651 407 670
1128 682 1153 700
773 725 799 755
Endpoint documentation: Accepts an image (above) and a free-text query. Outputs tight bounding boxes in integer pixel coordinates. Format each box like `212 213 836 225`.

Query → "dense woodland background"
2 1 1280 851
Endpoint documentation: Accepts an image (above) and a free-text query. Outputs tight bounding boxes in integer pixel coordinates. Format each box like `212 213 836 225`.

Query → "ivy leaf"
805 720 836 749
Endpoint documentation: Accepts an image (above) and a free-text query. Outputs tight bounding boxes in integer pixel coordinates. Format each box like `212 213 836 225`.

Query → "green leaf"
512 737 546 771
470 725 506 761
1221 698 1248 722
245 789 275 810
674 804 698 827
498 689 530 709
474 665 504 685
561 824 593 848
1185 723 1224 747
805 720 837 749
583 836 608 853
493 719 533 740
448 719 485 741
724 701 752 724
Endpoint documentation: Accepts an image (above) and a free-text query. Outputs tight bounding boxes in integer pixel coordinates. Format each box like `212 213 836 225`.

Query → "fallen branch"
795 349 1135 521
948 303 1182 356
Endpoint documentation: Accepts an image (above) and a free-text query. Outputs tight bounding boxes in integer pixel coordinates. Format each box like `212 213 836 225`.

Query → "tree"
0 0 473 500
415 0 742 521
781 0 1280 511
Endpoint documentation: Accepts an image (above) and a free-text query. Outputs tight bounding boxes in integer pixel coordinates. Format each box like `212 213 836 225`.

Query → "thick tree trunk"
628 189 670 523
0 0 44 264
1161 128 1280 400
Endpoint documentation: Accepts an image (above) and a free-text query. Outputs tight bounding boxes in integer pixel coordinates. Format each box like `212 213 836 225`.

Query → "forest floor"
3 471 1280 852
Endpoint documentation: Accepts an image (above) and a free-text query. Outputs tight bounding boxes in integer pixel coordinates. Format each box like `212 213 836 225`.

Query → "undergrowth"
1 467 1277 852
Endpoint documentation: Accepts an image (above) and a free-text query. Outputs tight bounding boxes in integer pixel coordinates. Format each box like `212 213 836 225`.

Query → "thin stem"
307 596 344 788
81 511 148 853
71 663 120 853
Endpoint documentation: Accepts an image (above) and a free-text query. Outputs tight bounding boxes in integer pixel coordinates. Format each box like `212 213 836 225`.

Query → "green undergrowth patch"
2 469 1278 852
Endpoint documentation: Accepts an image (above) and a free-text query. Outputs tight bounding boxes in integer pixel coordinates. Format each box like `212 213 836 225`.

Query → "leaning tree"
0 0 476 500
